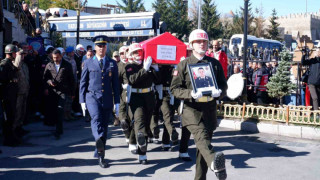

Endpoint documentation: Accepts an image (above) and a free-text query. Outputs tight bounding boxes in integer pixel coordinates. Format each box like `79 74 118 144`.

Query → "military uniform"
117 60 136 145
170 54 227 180
80 55 120 151
195 76 213 88
125 61 161 158
0 57 20 146
158 65 179 147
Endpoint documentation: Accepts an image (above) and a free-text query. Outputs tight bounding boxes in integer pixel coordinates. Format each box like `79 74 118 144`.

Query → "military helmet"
188 29 209 44
5 44 18 54
119 46 129 54
129 43 142 55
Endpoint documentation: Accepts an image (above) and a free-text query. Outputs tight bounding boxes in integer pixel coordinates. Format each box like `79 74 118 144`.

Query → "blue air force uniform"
79 36 120 160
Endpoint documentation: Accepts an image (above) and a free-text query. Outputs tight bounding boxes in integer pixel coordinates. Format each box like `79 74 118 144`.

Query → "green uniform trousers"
129 92 155 155
186 121 214 180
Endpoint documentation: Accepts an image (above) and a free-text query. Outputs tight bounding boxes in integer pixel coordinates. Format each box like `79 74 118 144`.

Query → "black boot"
98 156 108 168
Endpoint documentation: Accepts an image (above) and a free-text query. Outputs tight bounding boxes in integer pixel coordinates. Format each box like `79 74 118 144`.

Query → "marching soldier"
118 45 137 154
79 35 120 168
0 44 21 146
170 29 228 180
158 65 179 150
125 43 161 164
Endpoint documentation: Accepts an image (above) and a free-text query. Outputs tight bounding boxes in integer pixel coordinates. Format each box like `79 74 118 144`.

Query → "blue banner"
62 30 155 38
27 37 45 56
51 18 153 32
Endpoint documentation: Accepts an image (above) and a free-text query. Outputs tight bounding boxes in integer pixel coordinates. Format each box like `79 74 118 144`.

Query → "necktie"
99 59 103 69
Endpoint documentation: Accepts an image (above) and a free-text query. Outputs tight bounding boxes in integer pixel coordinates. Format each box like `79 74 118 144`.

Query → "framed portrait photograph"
187 63 218 95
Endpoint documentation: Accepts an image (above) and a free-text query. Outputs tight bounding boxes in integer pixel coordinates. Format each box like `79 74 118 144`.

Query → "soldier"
195 67 214 88
125 43 161 164
158 65 179 151
0 44 21 146
170 29 228 180
79 35 120 168
117 45 137 153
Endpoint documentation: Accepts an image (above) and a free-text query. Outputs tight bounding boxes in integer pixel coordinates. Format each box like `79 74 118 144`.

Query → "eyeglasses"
97 45 106 48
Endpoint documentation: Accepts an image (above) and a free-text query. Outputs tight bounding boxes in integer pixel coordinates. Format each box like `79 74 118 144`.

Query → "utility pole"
75 0 81 45
242 0 249 102
198 0 201 29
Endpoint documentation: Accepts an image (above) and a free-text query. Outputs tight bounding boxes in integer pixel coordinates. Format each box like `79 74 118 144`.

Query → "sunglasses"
97 45 106 48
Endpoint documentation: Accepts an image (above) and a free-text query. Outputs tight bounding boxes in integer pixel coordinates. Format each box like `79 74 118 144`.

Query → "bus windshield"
232 38 242 45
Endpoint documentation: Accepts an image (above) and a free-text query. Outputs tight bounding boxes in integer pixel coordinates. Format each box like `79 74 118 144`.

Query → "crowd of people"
0 28 229 180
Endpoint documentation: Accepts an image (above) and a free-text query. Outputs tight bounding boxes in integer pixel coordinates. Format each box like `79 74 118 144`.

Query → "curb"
218 118 320 140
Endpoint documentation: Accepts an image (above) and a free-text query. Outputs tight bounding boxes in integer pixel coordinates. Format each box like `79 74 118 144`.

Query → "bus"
229 34 282 57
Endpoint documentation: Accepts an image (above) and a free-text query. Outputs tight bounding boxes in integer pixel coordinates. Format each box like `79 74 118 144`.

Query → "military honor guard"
170 29 228 180
117 45 137 154
79 35 120 168
157 65 179 150
125 43 161 164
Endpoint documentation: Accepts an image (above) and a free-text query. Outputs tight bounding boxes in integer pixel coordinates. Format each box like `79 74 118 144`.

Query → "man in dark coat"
43 49 75 139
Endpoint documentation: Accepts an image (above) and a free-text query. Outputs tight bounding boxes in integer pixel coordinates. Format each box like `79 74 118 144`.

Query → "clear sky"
87 0 320 17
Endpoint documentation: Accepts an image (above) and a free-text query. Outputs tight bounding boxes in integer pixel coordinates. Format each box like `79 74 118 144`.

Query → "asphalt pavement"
0 119 319 180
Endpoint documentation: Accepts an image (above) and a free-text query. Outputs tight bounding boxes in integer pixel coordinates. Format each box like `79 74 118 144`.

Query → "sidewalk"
218 118 320 140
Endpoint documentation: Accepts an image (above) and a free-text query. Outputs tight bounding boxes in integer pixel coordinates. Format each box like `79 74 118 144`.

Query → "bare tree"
253 3 265 38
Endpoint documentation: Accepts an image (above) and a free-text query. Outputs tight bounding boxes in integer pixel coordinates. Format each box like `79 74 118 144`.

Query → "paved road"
0 119 319 180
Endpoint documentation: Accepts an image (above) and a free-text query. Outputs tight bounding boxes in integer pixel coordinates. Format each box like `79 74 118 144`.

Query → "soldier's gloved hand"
115 103 120 117
151 64 159 71
191 90 203 99
143 56 152 71
81 103 86 116
211 89 222 98
122 83 128 90
180 56 186 62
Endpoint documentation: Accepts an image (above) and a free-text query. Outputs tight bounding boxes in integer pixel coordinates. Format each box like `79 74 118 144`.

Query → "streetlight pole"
198 0 201 29
242 0 249 102
75 0 81 45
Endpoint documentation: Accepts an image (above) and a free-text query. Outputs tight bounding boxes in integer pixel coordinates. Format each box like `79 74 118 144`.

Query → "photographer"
301 44 320 110
43 50 75 139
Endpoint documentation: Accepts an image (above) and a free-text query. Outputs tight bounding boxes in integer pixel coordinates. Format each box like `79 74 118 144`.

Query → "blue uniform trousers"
87 101 112 157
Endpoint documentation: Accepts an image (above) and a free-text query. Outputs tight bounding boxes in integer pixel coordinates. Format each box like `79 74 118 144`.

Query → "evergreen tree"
152 0 169 22
266 49 296 105
117 0 145 13
39 0 52 10
165 0 191 40
50 0 82 10
231 2 254 35
201 0 222 39
267 9 281 40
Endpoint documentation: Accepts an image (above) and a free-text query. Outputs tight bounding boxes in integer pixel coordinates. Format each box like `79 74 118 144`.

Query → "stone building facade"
273 10 320 42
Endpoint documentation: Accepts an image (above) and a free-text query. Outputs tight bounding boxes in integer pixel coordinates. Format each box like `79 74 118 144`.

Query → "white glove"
81 103 86 116
191 90 203 99
115 103 119 117
143 56 152 71
122 83 128 90
180 56 186 62
211 89 222 98
151 64 159 71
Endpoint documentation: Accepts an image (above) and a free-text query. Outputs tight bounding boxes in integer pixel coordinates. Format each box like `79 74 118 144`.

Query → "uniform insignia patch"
173 70 178 76
127 68 132 72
